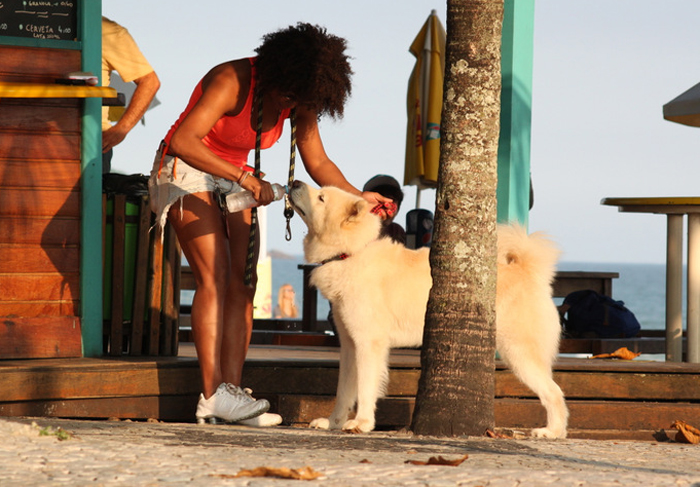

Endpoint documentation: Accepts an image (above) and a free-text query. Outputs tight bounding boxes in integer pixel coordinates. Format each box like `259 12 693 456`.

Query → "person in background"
101 16 160 173
362 174 406 245
148 23 389 427
274 284 299 319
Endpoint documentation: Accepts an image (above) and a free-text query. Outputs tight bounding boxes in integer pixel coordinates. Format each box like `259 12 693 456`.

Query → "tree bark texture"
411 0 503 437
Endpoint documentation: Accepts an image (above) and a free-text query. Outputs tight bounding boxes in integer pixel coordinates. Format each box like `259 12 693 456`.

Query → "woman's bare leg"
220 208 258 387
168 192 230 399
219 208 283 426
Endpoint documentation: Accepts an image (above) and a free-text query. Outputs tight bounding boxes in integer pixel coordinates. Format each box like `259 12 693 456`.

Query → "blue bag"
562 289 641 338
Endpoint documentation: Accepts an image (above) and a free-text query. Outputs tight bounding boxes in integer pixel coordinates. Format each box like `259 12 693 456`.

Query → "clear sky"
103 0 700 265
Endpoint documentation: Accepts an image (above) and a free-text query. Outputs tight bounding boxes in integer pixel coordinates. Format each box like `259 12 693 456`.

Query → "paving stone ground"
1 417 699 486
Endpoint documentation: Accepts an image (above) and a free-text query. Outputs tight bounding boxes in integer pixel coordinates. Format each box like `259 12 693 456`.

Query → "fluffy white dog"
288 180 568 438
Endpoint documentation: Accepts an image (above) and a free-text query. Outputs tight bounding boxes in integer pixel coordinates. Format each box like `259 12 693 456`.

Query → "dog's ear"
344 199 369 224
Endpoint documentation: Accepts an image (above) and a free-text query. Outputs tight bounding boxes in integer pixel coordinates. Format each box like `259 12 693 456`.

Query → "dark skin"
167 59 388 398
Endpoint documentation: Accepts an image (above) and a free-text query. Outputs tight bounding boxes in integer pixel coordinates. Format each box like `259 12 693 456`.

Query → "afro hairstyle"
254 22 353 119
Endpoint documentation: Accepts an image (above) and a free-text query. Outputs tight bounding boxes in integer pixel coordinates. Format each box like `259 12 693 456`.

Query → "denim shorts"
148 144 244 237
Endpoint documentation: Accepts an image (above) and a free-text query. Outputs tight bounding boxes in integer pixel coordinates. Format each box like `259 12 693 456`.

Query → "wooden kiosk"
0 2 107 359
0 0 179 359
0 2 178 360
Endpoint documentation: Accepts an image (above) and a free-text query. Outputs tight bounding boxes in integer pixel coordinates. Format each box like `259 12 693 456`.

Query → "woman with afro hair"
149 23 388 427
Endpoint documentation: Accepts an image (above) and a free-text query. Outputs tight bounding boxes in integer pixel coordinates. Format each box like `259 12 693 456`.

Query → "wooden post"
129 196 152 356
108 194 127 356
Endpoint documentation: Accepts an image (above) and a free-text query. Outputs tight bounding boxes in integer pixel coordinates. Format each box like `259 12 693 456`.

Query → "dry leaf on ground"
671 420 700 444
590 347 641 360
230 466 323 480
485 428 527 439
486 429 515 439
405 454 469 466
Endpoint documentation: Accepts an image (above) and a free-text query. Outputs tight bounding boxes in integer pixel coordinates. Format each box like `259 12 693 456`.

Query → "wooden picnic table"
602 197 700 363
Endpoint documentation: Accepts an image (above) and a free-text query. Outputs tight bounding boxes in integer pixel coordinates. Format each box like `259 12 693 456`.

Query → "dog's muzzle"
288 181 306 216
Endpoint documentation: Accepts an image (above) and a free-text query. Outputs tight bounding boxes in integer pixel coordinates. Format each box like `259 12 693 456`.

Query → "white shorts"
148 145 245 237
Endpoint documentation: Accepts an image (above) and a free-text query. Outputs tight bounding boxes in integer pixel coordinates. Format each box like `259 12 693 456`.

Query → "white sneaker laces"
223 384 256 402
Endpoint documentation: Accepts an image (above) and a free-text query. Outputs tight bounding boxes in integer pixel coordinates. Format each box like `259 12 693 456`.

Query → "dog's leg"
310 330 358 430
328 336 359 429
504 352 568 439
341 340 389 433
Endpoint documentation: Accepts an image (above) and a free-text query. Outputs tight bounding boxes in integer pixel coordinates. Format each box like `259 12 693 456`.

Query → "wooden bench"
294 266 670 355
551 271 618 298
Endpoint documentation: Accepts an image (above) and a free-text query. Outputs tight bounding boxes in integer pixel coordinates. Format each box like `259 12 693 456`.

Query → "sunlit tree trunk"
411 0 503 437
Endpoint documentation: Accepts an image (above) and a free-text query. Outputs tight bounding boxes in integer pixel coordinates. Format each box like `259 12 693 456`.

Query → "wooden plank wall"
0 45 83 358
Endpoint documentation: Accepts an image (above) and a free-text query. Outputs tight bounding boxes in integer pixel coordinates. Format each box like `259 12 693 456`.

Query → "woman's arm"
296 107 389 205
168 61 273 203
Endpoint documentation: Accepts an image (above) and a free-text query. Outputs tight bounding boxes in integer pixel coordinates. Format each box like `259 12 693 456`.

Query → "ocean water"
271 257 675 333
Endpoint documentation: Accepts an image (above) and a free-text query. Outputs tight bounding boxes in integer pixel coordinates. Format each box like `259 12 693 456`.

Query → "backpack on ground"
561 289 641 339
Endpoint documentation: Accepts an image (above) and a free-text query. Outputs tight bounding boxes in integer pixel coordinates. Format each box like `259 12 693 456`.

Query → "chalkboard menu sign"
0 0 77 41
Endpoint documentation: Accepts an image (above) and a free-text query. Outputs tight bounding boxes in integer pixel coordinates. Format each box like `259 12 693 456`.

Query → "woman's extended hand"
361 190 391 207
362 191 398 219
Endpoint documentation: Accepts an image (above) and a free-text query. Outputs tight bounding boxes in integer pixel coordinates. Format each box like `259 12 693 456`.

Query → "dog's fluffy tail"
497 223 561 289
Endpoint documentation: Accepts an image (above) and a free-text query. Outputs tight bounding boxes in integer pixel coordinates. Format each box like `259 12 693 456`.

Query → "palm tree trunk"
411 0 503 437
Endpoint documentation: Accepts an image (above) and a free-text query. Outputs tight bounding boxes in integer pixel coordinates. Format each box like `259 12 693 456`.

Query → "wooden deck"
0 343 698 441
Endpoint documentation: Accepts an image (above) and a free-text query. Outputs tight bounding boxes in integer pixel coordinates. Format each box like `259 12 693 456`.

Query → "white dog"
288 180 568 438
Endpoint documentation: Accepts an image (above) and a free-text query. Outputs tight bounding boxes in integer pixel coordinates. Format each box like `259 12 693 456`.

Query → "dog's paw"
309 418 330 430
531 427 567 439
342 418 374 433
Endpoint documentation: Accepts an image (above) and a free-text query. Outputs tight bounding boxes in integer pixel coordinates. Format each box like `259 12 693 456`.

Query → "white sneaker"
236 413 283 427
196 383 269 424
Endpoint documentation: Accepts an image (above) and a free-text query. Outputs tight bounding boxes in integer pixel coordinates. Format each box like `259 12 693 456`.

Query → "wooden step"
0 346 697 441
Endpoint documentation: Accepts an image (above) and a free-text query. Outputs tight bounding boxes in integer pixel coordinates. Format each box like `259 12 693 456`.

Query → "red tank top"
163 58 290 169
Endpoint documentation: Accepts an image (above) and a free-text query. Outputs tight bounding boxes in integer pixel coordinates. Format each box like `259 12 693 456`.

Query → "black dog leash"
242 84 265 287
243 88 297 287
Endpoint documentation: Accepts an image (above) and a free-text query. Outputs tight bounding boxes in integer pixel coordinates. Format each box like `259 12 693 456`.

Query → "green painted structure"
497 0 534 226
79 1 104 357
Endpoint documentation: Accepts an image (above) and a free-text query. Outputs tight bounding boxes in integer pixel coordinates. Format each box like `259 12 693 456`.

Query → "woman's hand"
240 174 276 205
